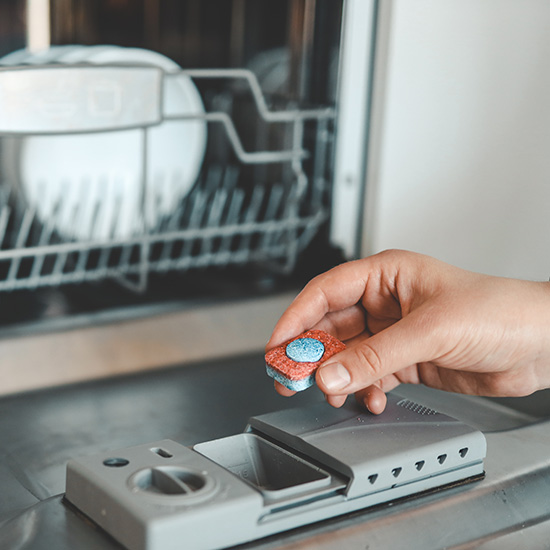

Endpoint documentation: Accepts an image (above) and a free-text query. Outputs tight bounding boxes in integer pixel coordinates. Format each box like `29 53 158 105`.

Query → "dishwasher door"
2 351 550 550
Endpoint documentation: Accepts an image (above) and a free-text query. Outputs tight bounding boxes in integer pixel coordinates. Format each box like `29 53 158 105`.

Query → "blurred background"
0 0 549 393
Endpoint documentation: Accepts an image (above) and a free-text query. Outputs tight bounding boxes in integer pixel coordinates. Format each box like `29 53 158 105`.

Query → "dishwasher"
1 1 550 549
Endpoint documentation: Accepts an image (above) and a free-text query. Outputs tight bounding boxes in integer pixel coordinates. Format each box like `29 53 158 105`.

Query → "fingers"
316 308 440 396
274 381 296 397
310 304 368 342
326 394 347 408
266 259 377 350
266 251 450 409
268 304 368 350
355 385 387 414
266 250 425 351
275 377 348 408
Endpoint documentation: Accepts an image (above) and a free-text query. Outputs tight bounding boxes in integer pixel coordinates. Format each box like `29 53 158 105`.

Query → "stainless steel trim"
0 292 295 396
330 0 378 259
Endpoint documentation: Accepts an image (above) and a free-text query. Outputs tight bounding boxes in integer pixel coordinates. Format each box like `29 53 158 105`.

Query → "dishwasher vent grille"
397 399 438 416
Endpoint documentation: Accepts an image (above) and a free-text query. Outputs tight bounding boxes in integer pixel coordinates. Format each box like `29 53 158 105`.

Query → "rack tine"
259 184 284 253
6 208 36 283
156 196 187 270
215 165 243 260
237 185 265 260
218 188 244 259
28 194 63 283
0 184 10 206
198 188 228 261
177 190 209 265
311 118 330 210
96 182 121 275
57 186 100 283
0 66 333 292
51 202 83 285
0 204 11 250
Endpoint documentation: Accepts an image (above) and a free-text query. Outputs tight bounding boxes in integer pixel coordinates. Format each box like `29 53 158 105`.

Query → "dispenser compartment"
65 396 487 550
248 394 488 498
194 432 331 500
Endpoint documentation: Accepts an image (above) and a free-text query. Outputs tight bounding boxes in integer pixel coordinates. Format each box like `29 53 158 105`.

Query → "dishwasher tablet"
265 329 346 391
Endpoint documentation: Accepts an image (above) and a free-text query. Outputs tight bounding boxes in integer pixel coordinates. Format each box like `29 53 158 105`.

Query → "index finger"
266 259 372 349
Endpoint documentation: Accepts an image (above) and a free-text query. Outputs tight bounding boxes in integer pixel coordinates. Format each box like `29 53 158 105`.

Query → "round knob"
130 466 212 499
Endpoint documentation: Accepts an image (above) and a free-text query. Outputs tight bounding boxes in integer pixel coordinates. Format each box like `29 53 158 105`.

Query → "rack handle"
0 65 163 135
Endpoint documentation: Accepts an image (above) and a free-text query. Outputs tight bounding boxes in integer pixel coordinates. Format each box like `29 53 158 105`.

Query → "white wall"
363 0 550 280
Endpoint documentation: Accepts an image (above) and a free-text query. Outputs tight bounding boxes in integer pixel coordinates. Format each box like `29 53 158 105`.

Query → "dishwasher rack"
0 64 335 292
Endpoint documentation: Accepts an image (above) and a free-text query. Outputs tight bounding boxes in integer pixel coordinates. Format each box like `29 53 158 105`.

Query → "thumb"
316 311 439 395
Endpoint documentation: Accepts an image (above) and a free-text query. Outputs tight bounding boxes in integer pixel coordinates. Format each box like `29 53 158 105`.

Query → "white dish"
1 46 207 241
0 47 32 65
0 45 82 66
24 45 83 65
50 44 89 63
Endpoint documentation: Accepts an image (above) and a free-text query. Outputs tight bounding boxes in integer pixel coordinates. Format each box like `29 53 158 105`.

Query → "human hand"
266 250 550 413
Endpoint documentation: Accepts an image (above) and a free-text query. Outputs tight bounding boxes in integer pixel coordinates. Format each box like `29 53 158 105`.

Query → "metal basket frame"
0 64 335 292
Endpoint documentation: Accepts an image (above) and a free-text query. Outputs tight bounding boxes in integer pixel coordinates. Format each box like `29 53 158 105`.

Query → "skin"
266 250 550 414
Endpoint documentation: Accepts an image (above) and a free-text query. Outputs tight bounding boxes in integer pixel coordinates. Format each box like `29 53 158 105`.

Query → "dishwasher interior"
0 0 344 333
2 355 550 550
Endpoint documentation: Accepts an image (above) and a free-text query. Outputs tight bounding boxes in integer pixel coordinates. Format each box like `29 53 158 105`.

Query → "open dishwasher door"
2 351 550 550
64 394 486 550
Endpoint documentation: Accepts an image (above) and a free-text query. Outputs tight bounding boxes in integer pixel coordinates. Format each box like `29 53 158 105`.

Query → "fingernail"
318 362 351 391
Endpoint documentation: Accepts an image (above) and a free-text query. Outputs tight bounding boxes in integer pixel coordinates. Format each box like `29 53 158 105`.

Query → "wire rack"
0 63 335 292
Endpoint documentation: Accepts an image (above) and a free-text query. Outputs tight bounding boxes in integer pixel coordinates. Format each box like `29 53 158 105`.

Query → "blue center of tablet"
285 338 325 363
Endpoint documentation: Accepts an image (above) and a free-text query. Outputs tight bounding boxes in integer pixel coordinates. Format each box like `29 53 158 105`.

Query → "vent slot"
368 474 378 485
415 460 425 471
151 447 173 459
438 454 447 465
392 467 402 478
459 447 469 458
397 399 438 416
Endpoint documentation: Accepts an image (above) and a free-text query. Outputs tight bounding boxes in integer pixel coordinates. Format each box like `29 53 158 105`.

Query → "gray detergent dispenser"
65 394 486 550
